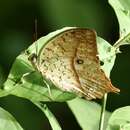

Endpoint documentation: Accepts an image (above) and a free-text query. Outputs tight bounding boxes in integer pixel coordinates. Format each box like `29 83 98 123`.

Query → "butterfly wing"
73 29 120 99
38 29 120 100
38 30 82 94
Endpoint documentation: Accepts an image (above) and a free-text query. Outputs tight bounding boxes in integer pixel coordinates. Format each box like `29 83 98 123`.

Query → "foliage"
0 107 23 130
0 0 130 130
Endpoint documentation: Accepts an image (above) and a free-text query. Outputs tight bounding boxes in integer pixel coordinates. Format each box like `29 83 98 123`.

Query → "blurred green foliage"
0 0 130 130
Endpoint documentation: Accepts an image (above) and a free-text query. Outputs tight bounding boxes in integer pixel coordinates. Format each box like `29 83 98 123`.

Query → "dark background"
0 0 130 130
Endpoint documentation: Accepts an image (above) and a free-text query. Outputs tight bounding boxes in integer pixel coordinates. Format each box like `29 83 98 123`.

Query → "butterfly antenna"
34 18 38 57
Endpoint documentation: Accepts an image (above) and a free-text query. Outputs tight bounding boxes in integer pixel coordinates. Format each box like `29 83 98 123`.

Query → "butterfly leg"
11 71 35 86
21 71 35 83
42 79 53 99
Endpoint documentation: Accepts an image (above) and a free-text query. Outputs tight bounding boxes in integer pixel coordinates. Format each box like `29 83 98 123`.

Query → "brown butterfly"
31 28 120 100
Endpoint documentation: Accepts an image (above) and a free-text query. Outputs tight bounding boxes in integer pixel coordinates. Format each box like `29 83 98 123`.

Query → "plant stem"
99 93 108 130
32 101 62 130
113 33 130 49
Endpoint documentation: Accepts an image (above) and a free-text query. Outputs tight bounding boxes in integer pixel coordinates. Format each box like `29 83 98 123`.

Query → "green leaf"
106 106 130 130
32 102 61 130
2 27 77 101
2 27 116 102
109 0 130 47
97 37 116 77
2 59 76 101
0 107 24 130
67 98 111 130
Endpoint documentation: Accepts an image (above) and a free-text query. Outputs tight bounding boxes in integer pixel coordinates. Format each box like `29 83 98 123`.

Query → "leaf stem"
99 93 108 130
32 101 62 130
113 33 130 49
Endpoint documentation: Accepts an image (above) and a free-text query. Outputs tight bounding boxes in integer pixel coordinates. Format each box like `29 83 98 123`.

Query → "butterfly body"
30 28 120 100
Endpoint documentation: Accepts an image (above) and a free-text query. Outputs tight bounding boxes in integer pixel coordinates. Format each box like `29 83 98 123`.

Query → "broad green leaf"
2 27 117 102
2 62 76 101
33 102 61 130
109 0 130 47
97 37 116 77
1 27 77 101
67 98 111 130
0 107 24 130
106 106 130 130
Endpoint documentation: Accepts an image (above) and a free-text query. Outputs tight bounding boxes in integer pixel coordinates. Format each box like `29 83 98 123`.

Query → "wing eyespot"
76 59 84 64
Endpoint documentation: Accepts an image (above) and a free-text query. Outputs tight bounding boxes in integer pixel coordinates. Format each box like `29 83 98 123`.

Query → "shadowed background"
0 0 130 130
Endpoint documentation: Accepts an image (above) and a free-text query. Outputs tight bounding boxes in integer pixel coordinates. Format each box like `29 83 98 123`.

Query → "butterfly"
29 28 120 100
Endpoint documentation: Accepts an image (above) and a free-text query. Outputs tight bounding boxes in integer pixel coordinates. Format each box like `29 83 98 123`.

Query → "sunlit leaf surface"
106 106 130 130
0 107 24 130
